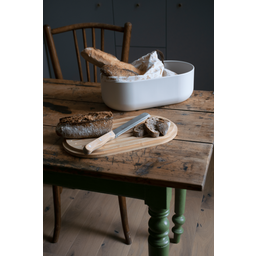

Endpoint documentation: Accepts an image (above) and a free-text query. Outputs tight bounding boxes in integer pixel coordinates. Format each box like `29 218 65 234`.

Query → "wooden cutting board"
62 115 178 158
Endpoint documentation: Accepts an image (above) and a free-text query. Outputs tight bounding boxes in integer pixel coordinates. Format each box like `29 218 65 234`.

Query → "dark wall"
43 0 213 91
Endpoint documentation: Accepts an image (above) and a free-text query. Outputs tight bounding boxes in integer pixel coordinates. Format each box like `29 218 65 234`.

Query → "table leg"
170 188 187 244
148 207 170 256
145 187 172 256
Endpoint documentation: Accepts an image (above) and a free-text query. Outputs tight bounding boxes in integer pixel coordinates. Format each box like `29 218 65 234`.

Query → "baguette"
56 111 113 139
100 64 138 77
81 47 144 76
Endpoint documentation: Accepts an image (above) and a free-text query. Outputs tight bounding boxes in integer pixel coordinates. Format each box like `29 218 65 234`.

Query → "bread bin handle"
83 131 115 155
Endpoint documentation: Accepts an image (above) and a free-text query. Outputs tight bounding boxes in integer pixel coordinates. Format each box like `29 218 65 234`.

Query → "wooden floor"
43 154 213 256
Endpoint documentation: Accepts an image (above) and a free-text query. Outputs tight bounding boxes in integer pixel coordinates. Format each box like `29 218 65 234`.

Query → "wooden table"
43 78 214 256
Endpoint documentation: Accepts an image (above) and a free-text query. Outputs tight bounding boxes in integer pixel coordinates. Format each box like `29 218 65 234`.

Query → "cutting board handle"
83 131 115 155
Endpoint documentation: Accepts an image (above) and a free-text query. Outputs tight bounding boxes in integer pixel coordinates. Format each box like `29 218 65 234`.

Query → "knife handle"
83 131 115 155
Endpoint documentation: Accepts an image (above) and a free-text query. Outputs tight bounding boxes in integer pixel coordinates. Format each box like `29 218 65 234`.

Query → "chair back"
44 22 132 82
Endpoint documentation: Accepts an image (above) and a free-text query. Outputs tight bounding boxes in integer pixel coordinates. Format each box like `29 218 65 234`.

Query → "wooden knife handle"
83 131 115 155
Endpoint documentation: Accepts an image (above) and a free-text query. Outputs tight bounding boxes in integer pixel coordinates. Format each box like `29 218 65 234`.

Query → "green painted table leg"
145 187 172 256
148 207 170 256
171 188 187 244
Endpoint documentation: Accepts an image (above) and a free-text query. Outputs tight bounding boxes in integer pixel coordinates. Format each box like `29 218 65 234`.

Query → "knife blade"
83 112 150 155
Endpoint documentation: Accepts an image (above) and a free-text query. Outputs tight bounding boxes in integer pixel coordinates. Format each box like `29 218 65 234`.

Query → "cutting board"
62 115 178 158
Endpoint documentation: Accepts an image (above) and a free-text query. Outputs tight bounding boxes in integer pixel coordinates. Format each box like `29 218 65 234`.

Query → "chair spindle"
92 28 97 82
82 28 91 82
73 29 84 81
101 29 104 51
121 22 132 63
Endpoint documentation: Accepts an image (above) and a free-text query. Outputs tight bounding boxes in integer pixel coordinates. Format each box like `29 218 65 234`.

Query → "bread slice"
157 119 171 136
144 117 160 138
133 123 146 137
144 117 170 138
56 111 113 139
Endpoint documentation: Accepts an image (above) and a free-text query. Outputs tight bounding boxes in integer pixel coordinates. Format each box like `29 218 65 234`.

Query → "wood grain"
43 186 79 243
191 208 214 256
201 149 214 210
64 193 124 256
43 190 101 255
43 79 213 112
50 23 126 35
126 207 149 256
43 99 213 143
162 90 214 113
168 190 204 255
43 125 62 150
43 99 111 127
43 78 101 87
43 81 102 103
43 126 212 191
95 197 147 256
63 116 177 158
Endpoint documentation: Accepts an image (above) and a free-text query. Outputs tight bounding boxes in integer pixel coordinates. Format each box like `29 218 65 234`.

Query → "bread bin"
100 60 194 111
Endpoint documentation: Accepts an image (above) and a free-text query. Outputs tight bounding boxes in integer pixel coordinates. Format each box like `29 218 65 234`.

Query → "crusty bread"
81 47 144 76
135 117 170 138
81 48 118 67
144 117 160 138
56 111 113 139
100 64 138 77
133 123 146 137
156 119 170 136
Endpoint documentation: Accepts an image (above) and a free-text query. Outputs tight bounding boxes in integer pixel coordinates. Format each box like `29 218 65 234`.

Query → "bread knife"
83 113 150 155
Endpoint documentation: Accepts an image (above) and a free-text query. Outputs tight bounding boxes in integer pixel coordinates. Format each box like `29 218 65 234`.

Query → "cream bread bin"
100 60 194 111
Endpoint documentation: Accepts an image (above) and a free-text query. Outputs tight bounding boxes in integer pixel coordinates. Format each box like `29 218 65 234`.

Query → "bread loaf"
100 64 138 77
81 47 144 76
81 48 118 67
56 112 113 139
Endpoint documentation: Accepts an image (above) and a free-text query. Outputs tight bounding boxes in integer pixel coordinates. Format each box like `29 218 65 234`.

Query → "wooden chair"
44 22 132 82
43 22 132 244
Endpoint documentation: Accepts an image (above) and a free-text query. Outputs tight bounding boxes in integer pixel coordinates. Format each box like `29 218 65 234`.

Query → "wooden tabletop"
43 78 214 191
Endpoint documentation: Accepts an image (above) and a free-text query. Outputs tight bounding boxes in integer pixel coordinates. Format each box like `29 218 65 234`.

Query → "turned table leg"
145 186 172 256
148 207 170 256
170 188 187 244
